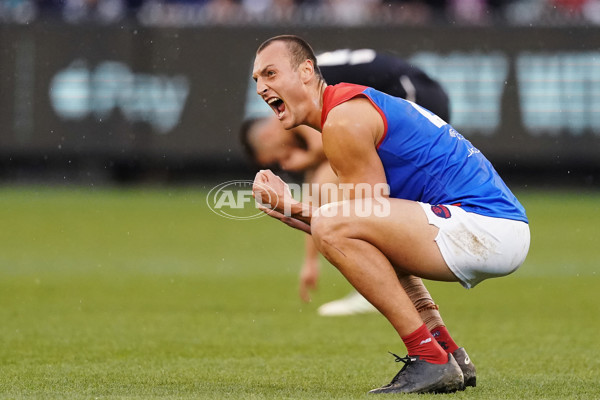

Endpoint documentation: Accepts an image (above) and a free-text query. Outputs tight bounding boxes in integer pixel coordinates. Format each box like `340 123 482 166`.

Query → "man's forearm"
289 201 317 226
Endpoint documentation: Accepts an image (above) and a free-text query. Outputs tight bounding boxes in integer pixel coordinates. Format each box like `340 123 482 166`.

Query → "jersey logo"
431 205 452 219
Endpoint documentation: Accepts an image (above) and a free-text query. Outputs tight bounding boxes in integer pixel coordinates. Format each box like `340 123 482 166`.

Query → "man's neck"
304 81 327 131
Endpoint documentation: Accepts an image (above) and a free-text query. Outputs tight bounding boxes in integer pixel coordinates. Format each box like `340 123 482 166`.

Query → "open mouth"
267 97 286 118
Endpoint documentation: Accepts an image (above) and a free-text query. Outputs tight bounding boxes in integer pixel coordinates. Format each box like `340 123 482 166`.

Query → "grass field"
0 186 599 399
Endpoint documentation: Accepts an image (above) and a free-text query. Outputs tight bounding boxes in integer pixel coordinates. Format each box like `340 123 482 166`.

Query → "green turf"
0 186 599 399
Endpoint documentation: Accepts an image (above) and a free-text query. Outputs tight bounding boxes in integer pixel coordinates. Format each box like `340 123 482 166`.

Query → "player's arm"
253 169 315 234
299 233 320 302
298 162 339 302
279 125 326 172
321 98 388 199
295 125 326 162
252 98 387 230
253 97 386 229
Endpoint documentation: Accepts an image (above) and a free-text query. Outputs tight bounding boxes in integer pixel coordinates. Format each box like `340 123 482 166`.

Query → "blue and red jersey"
320 83 528 223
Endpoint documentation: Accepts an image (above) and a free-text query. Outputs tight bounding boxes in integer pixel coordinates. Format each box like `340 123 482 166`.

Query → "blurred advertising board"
1 25 598 179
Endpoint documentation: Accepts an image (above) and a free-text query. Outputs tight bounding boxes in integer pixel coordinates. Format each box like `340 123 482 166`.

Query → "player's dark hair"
239 116 309 168
257 35 324 83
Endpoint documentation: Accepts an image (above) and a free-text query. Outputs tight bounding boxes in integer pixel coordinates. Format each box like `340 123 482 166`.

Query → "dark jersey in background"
317 49 450 122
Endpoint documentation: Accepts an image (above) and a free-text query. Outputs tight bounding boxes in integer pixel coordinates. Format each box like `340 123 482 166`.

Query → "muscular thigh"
322 198 458 282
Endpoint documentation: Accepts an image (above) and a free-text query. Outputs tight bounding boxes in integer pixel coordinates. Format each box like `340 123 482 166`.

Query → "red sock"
402 324 448 364
431 326 459 354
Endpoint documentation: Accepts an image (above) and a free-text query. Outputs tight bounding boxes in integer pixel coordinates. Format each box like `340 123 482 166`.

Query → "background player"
241 48 451 316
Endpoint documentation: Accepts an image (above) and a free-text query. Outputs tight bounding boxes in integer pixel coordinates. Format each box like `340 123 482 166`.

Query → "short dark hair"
239 116 309 168
257 35 324 82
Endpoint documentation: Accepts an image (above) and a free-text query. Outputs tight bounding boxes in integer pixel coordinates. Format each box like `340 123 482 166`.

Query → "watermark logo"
207 180 391 220
206 180 278 220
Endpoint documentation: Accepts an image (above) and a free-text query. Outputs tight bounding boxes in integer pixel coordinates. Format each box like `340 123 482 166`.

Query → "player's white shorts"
418 202 530 289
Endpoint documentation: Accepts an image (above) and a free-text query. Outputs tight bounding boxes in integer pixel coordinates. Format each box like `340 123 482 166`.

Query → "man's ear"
299 59 315 83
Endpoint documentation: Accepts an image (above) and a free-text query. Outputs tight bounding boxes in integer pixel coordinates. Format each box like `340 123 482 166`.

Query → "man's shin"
397 275 445 331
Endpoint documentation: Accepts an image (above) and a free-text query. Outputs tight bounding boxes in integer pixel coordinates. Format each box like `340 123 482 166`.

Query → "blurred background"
1 3 599 398
1 0 599 187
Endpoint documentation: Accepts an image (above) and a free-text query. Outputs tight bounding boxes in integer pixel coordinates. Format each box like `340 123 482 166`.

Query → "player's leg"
310 198 463 394
398 274 476 388
311 199 453 335
311 198 457 285
311 197 528 392
399 274 462 354
315 271 474 388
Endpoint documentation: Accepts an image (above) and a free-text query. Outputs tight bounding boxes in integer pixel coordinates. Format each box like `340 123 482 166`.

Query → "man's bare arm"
252 169 316 232
321 98 388 197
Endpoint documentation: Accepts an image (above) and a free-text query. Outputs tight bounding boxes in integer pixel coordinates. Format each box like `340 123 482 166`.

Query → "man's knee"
311 203 350 253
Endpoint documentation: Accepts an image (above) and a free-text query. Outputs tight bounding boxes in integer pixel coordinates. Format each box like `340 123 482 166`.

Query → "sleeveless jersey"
320 83 528 223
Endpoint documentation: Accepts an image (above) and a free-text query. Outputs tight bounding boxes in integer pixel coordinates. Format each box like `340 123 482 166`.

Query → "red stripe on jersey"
321 83 388 147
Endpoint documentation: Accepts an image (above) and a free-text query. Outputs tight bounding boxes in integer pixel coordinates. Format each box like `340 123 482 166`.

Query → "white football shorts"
418 202 530 289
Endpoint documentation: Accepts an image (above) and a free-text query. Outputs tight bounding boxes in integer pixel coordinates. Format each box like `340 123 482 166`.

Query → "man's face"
248 117 306 172
252 41 307 129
